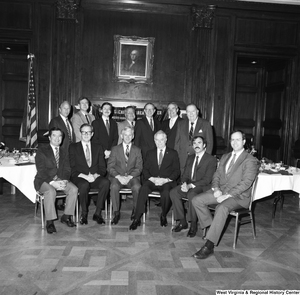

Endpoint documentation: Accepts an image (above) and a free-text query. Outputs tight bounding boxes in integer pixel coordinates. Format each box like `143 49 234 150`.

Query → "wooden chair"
203 179 258 249
35 191 79 229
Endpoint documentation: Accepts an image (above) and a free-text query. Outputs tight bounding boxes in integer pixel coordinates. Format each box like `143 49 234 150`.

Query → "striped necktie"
189 122 194 141
66 119 72 142
85 115 89 124
55 147 59 168
106 119 110 135
226 153 236 174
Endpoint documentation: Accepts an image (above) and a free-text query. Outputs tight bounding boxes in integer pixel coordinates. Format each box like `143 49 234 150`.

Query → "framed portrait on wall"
113 35 155 84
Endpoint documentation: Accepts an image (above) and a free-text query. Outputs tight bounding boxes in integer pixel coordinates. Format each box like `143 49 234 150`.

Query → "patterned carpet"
0 184 299 295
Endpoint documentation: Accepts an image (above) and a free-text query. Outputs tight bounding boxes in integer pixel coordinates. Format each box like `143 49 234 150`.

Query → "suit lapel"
226 151 247 177
46 145 56 167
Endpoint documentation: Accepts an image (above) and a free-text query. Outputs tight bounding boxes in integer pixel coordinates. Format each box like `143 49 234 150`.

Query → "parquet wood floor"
0 184 299 295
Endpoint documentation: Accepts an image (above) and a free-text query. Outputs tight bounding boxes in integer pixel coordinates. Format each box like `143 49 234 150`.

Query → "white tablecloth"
0 157 36 203
253 168 300 201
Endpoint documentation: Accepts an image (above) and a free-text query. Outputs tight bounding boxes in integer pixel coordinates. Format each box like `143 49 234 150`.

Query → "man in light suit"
92 102 118 159
174 103 214 173
134 103 161 159
192 130 259 259
49 101 75 151
129 130 180 230
170 136 217 237
117 106 136 145
107 126 143 224
71 97 95 142
69 124 110 225
34 127 78 234
161 102 183 149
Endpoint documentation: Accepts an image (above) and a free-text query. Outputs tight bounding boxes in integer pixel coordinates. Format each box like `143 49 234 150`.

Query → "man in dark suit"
174 103 214 173
71 97 95 142
34 127 78 234
117 106 136 144
170 136 217 237
192 130 259 259
69 123 110 225
49 101 75 151
134 103 161 159
107 126 143 224
129 130 180 230
161 102 183 149
92 102 118 159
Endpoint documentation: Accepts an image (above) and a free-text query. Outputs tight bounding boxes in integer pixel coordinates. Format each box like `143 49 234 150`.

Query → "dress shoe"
80 215 88 225
129 219 141 230
61 216 76 227
193 245 214 259
46 223 57 234
93 214 105 225
160 214 168 227
187 227 197 238
111 212 120 225
172 223 188 232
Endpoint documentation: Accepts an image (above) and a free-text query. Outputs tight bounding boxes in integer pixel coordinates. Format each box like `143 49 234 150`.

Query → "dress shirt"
189 117 198 132
81 141 92 165
127 120 135 127
59 114 73 133
156 147 166 164
225 149 244 172
146 116 154 128
169 116 178 129
122 142 132 155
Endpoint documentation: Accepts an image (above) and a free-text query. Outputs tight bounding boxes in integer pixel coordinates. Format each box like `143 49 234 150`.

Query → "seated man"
192 130 259 259
34 127 78 234
107 126 143 224
129 130 180 230
69 123 110 225
170 136 217 237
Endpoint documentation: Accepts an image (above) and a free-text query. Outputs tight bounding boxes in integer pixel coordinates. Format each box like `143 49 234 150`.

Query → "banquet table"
0 157 36 203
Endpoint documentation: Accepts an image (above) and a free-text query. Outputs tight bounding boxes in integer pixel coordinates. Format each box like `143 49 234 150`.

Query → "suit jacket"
161 117 183 149
69 142 107 179
92 117 118 151
34 145 71 191
107 143 142 177
71 111 95 142
117 120 135 145
134 116 161 158
212 150 259 208
49 115 76 151
182 152 217 192
143 147 180 182
174 117 214 170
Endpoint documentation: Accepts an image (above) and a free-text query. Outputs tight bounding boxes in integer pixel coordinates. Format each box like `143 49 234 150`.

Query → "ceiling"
237 0 300 5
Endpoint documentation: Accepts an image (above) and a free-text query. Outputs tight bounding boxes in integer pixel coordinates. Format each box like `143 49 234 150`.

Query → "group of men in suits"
35 98 259 261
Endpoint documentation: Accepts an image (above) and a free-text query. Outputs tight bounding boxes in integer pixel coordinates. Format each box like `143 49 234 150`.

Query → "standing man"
107 126 143 224
192 130 259 259
170 136 217 237
129 130 180 230
117 106 136 144
174 103 214 173
34 127 78 234
49 101 75 151
161 102 183 149
71 97 95 142
69 124 110 225
92 102 118 159
135 103 161 159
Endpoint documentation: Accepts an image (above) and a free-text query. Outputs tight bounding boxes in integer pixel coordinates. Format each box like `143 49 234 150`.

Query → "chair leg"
233 214 239 249
202 227 207 239
104 199 107 219
171 209 174 225
143 213 146 223
35 200 39 217
75 199 79 223
41 198 45 229
250 212 256 238
110 201 112 220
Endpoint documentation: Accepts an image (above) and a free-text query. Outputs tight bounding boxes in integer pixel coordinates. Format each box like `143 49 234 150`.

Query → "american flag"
19 54 38 148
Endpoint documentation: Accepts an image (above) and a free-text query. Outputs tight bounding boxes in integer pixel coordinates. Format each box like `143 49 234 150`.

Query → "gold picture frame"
113 35 155 84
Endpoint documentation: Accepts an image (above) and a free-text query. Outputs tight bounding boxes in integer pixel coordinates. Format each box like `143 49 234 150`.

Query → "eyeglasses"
81 131 92 135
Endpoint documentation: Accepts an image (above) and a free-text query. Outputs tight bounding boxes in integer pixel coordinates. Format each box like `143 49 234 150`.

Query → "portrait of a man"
120 45 146 77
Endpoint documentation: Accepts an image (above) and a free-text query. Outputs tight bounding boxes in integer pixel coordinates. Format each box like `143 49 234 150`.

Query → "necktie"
85 115 89 124
192 156 199 181
131 121 134 127
227 153 236 174
55 147 59 168
85 144 91 167
125 145 130 162
189 122 194 141
106 119 110 135
158 149 163 169
150 118 154 131
66 119 72 142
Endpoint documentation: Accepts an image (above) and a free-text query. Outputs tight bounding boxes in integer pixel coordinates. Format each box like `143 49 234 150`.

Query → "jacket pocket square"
198 129 203 133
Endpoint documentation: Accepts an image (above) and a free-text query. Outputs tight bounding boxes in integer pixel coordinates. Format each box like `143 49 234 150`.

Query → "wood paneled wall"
1 0 300 164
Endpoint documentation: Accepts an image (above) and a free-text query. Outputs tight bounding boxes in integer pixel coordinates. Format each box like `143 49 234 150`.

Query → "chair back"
248 177 258 211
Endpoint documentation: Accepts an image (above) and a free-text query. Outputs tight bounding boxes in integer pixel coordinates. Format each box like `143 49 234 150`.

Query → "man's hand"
116 175 129 185
213 189 222 199
181 182 189 192
52 180 68 191
79 173 95 183
216 194 231 203
149 177 170 186
104 150 111 159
